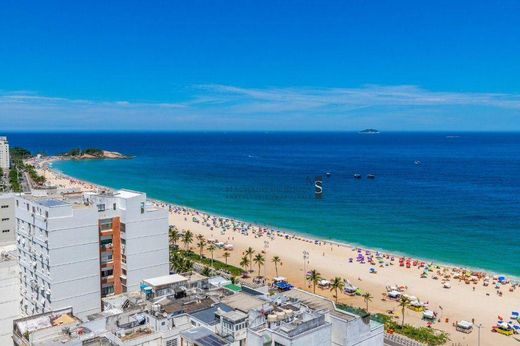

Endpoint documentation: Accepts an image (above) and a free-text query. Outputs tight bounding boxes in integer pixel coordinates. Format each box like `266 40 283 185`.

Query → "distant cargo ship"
359 129 380 134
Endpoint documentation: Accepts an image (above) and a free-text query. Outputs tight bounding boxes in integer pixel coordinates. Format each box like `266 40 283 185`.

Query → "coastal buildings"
0 136 9 171
14 189 169 319
0 193 16 243
12 272 385 346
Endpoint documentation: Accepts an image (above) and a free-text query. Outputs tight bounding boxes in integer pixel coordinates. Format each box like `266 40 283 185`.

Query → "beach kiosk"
456 320 473 334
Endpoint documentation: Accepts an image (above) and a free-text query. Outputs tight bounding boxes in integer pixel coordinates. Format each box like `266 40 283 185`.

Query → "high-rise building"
15 189 169 319
0 136 9 171
0 193 16 244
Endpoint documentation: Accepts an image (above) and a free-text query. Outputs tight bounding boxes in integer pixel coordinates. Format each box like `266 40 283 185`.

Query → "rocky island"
62 148 130 159
359 128 380 134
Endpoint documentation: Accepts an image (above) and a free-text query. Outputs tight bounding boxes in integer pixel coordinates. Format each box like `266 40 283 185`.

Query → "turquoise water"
10 132 520 276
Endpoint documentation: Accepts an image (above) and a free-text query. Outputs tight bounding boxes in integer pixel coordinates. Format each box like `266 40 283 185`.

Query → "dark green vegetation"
336 304 449 346
7 147 46 191
25 164 45 185
175 250 243 276
8 147 32 192
64 148 105 157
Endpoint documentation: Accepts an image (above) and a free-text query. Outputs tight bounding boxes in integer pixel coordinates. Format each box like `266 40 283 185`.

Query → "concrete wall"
124 208 169 292
271 322 331 346
0 138 9 170
16 197 101 318
330 315 384 346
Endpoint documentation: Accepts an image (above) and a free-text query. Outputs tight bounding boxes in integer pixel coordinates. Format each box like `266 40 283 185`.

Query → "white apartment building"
0 136 9 171
15 189 169 319
0 193 16 243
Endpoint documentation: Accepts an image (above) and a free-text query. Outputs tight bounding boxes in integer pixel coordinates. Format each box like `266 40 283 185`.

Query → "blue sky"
1 0 520 131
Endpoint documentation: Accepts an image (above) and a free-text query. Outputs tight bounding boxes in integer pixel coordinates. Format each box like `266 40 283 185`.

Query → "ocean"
7 132 520 276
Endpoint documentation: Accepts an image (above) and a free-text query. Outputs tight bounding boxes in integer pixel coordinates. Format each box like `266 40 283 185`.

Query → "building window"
101 285 114 296
2 229 9 233
113 203 116 210
99 219 113 231
120 223 126 233
1 205 9 209
166 339 178 346
97 204 105 212
2 218 9 221
101 269 113 277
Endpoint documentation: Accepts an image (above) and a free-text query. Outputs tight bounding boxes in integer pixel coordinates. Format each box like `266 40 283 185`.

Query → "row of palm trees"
306 269 373 308
169 226 231 268
170 227 411 326
240 246 283 277
306 268 411 326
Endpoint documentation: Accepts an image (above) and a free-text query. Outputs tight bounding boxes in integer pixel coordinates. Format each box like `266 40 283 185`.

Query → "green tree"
363 292 373 311
271 256 282 277
306 269 321 294
253 253 265 277
196 235 207 257
207 244 216 267
223 251 231 265
240 256 250 272
244 247 255 272
169 226 180 247
330 277 345 303
398 296 411 327
182 230 193 251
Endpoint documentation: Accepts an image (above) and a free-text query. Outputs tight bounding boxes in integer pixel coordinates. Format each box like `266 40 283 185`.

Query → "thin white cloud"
1 84 520 130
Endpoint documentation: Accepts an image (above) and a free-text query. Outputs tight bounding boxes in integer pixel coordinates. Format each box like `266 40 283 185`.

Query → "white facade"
15 197 101 319
15 189 169 320
0 193 16 243
85 189 170 294
0 136 9 171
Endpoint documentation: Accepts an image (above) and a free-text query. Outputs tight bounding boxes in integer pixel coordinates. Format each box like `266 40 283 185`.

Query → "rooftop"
282 289 357 322
221 292 265 313
181 326 230 346
220 310 248 322
36 198 69 208
190 303 233 325
115 189 143 199
143 274 188 288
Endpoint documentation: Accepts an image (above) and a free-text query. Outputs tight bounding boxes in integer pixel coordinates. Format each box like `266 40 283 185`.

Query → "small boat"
367 174 376 179
353 174 362 179
414 160 422 165
326 172 331 177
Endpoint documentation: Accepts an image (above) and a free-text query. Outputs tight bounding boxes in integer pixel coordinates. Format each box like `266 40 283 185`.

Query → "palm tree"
223 252 231 265
182 230 193 251
183 259 193 273
244 247 255 272
207 244 216 267
362 292 373 311
271 256 282 277
196 236 206 257
398 296 411 327
330 277 344 303
253 253 265 277
169 226 180 247
306 269 321 294
240 255 250 272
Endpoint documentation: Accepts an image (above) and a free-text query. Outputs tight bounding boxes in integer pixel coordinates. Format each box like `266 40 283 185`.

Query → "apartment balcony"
101 275 115 285
100 244 114 253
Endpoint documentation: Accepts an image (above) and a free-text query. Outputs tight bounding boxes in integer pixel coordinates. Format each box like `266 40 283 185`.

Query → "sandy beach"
33 158 520 346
